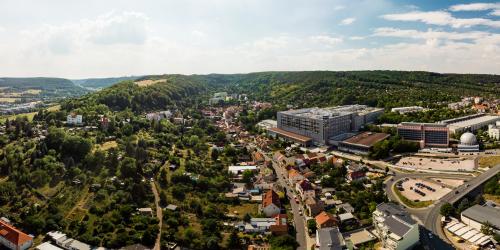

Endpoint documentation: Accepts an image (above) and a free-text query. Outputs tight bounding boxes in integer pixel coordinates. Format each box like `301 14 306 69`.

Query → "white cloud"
333 5 345 11
373 27 491 41
349 36 366 40
88 11 149 45
382 11 500 28
449 3 500 12
340 17 356 25
492 9 500 16
309 35 343 46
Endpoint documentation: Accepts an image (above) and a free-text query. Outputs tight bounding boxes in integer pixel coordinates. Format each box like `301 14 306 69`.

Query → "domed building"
457 132 479 152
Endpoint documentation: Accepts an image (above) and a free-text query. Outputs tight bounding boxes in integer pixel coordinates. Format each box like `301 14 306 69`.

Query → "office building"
440 114 500 134
397 122 449 148
275 105 383 145
373 203 419 250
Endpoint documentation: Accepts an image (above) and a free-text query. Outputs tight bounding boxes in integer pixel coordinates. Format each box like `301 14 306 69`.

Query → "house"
288 169 304 184
373 203 419 250
36 242 63 250
315 211 338 229
236 218 277 234
0 219 33 250
66 114 83 126
137 208 153 217
166 204 178 211
47 231 91 250
345 164 366 183
305 197 325 217
338 212 356 225
315 227 346 250
336 203 355 214
269 214 288 235
252 151 265 163
296 179 315 201
262 190 281 217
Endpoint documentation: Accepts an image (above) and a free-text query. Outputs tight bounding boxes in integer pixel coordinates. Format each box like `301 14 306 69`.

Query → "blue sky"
0 0 498 77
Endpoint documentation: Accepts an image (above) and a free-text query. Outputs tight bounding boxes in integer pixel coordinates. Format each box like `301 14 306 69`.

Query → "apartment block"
373 203 419 250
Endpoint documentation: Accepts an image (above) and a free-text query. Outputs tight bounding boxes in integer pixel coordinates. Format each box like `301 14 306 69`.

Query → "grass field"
24 89 42 95
484 194 500 204
0 97 19 103
135 79 166 87
47 104 61 112
96 140 118 151
228 203 260 219
0 111 37 123
393 185 434 208
478 156 500 168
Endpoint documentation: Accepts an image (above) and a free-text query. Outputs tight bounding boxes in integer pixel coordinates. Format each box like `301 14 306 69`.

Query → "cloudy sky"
0 0 499 78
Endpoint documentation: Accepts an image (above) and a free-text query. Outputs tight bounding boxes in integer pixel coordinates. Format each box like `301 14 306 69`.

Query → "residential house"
315 211 338 229
305 197 325 217
338 212 356 225
47 231 91 250
270 214 288 235
315 227 346 250
0 219 33 250
296 179 315 201
36 242 63 250
262 190 281 217
288 169 304 185
345 164 366 183
373 203 420 250
236 218 276 234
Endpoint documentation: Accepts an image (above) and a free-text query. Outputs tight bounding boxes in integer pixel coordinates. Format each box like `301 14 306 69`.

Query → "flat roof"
341 132 390 147
279 105 382 120
462 204 500 228
448 115 500 129
346 229 376 246
268 127 312 142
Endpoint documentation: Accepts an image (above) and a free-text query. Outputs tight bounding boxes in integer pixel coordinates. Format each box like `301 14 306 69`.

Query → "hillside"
0 77 87 100
62 71 500 114
72 76 141 90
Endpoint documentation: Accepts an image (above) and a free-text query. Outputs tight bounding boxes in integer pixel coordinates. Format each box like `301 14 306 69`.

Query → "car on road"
428 233 433 239
299 211 303 216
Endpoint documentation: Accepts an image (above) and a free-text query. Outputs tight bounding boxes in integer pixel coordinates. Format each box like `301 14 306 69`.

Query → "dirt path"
65 186 90 219
151 181 162 250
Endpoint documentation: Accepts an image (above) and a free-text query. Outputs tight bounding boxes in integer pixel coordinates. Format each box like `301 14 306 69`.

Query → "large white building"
461 205 500 234
457 132 480 152
66 114 83 125
440 114 500 134
391 106 425 114
373 203 419 250
488 121 500 140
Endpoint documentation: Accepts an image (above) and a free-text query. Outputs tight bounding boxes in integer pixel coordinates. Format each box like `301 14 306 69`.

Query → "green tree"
440 203 455 217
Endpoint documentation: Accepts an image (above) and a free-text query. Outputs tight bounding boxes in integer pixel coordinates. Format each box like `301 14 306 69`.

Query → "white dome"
460 132 477 145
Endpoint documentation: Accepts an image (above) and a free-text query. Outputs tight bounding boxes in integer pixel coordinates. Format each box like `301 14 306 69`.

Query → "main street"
256 147 309 250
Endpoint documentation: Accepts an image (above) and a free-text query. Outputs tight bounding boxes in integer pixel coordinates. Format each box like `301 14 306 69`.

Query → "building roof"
120 244 151 250
288 169 302 179
460 132 478 145
376 203 416 225
262 190 281 208
342 132 390 148
384 216 413 237
315 211 337 226
36 242 63 250
298 179 313 191
338 212 355 222
462 205 500 229
447 115 500 130
0 220 33 247
346 229 376 246
317 227 345 250
268 127 312 143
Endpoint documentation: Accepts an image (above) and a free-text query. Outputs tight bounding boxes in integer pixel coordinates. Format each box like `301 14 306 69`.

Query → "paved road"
151 181 163 250
257 148 308 250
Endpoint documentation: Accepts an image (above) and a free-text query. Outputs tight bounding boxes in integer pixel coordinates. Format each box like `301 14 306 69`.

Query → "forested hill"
0 77 84 91
61 71 500 113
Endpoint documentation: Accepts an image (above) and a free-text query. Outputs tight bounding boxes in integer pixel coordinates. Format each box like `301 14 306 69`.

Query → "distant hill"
0 77 87 98
72 76 141 90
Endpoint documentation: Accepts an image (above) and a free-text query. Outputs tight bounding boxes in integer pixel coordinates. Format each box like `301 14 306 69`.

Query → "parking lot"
398 178 451 201
396 156 476 172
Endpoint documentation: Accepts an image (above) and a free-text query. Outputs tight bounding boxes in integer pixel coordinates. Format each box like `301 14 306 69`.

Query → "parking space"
397 178 451 201
396 156 476 172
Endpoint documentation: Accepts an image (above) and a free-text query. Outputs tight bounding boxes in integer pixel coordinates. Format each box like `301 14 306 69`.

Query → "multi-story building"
488 121 500 140
66 114 83 126
373 203 419 250
275 105 383 145
397 122 449 148
0 219 33 250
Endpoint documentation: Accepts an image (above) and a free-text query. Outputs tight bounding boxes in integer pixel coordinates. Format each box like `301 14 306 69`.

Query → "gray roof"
376 203 416 225
462 205 500 229
384 216 413 237
317 227 345 250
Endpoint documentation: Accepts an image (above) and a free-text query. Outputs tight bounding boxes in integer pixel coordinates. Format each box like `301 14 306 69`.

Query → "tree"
307 219 316 235
242 170 255 185
269 235 298 250
440 203 455 217
481 222 494 235
226 230 240 249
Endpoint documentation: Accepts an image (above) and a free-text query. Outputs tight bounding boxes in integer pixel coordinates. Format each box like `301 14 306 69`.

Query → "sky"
0 0 499 78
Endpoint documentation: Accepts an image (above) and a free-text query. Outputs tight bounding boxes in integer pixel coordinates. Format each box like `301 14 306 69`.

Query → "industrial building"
373 203 419 250
461 205 500 234
440 114 500 134
275 105 383 145
397 122 449 148
338 132 390 155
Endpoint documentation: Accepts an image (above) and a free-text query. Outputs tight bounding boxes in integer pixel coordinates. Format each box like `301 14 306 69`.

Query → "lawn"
47 104 61 112
0 97 19 103
478 156 500 168
483 194 500 204
393 185 434 208
96 140 118 151
227 203 260 219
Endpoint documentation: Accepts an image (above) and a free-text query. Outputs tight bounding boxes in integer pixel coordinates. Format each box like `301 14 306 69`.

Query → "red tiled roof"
315 211 337 226
262 190 281 208
0 220 33 247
